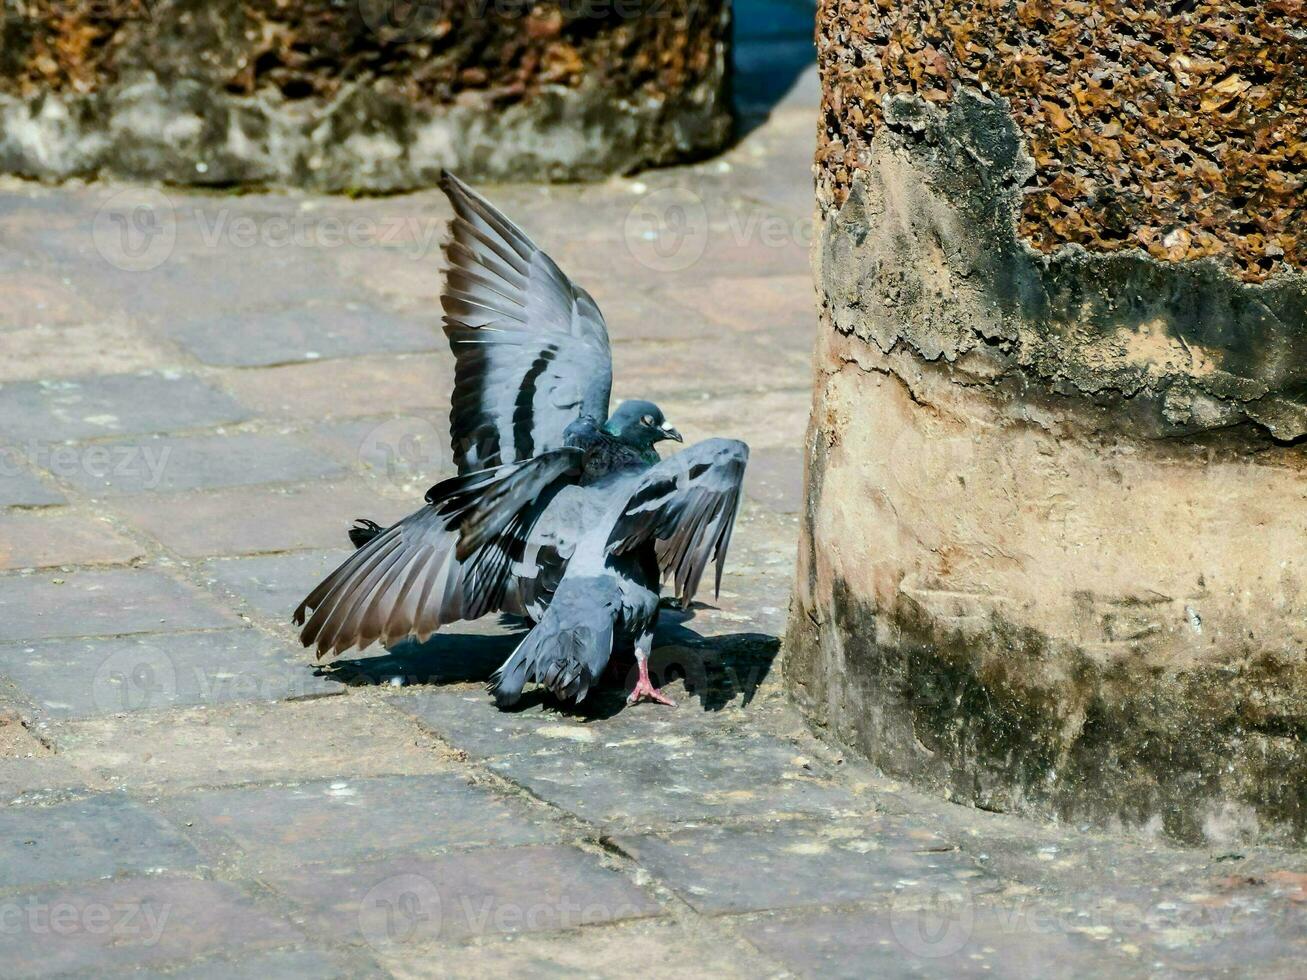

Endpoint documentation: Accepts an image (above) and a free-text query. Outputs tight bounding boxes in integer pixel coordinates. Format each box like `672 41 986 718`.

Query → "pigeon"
293 171 748 707
468 432 748 706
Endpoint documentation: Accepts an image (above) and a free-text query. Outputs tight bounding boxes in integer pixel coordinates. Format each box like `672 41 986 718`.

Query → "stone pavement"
2 21 1306 980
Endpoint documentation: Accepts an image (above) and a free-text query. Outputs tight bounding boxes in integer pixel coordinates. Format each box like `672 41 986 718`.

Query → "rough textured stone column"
0 0 730 188
787 1 1306 845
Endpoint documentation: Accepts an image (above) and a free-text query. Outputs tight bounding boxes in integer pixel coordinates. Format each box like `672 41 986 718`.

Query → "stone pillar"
788 1 1306 845
0 0 730 188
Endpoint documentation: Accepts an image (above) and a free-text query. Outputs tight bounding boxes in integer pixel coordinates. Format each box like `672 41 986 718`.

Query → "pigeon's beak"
660 423 683 443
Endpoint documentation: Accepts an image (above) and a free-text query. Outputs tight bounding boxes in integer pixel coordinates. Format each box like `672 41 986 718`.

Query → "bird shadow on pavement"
649 605 780 712
312 608 779 716
312 621 527 688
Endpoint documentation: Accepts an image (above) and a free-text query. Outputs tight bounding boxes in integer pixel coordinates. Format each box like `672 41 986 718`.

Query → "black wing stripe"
512 349 557 461
438 171 612 474
626 476 677 513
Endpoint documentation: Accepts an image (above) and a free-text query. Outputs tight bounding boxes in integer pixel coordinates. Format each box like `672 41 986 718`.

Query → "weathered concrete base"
0 74 730 190
788 92 1307 847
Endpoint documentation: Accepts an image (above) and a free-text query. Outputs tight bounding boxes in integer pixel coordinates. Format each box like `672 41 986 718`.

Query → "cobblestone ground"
2 13 1306 979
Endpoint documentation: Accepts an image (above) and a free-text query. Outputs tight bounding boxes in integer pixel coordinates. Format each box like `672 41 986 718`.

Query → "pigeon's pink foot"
626 658 676 706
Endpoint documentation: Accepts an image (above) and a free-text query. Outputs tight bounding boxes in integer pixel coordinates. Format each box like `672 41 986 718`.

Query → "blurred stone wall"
788 1 1306 846
0 0 731 187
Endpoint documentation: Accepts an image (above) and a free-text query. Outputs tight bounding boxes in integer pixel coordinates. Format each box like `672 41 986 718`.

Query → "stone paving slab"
218 353 453 421
0 271 100 330
581 281 721 345
174 773 561 869
0 793 201 889
0 567 240 642
714 106 820 219
51 243 358 329
166 304 441 368
378 919 776 979
562 206 810 293
390 688 741 762
0 463 65 507
0 316 173 384
740 446 806 514
609 335 796 403
614 817 992 915
266 844 661 950
309 418 450 492
0 508 144 570
0 757 103 807
324 628 528 688
485 729 864 830
329 248 444 314
673 273 819 348
0 372 248 443
44 696 458 791
51 431 346 497
650 594 788 677
739 905 1140 980
0 876 307 978
1122 891 1307 978
106 948 366 980
0 628 339 720
111 481 385 558
198 550 349 620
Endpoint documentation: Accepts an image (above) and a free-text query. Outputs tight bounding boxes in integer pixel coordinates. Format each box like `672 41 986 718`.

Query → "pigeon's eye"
641 414 655 427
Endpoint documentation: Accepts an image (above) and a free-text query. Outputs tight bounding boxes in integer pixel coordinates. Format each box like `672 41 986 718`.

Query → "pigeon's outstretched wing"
448 448 584 559
293 456 577 658
440 172 613 473
606 439 749 606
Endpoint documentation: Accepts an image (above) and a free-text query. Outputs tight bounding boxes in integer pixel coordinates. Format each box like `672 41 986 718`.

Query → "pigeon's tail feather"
490 577 619 707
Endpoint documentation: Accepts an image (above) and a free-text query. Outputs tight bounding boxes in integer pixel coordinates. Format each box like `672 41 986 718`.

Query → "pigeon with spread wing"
471 434 748 706
293 172 748 707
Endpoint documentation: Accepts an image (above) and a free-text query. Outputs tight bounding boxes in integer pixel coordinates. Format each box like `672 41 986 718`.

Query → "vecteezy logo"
92 187 177 272
888 880 976 960
359 873 442 950
623 186 710 273
357 417 446 489
357 0 442 43
91 644 178 714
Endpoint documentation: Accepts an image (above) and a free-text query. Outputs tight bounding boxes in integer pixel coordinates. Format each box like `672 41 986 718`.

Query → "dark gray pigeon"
294 172 748 707
471 431 748 706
